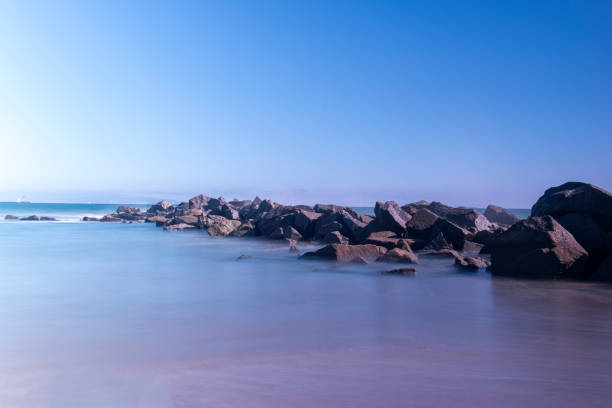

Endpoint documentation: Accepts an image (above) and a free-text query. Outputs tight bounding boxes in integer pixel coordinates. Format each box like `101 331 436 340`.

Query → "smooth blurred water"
0 202 149 222
0 220 611 407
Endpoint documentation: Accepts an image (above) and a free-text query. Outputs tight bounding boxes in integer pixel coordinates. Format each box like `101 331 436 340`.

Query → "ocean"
0 203 611 407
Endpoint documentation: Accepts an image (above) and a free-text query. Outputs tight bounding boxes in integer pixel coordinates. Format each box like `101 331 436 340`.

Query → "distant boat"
16 196 31 203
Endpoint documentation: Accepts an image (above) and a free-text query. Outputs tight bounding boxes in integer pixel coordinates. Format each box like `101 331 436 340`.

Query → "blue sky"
1 1 610 206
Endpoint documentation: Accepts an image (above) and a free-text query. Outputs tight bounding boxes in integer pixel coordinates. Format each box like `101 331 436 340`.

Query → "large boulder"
556 213 609 272
487 216 588 279
531 182 612 232
405 208 439 239
374 201 412 235
300 244 387 263
484 204 519 226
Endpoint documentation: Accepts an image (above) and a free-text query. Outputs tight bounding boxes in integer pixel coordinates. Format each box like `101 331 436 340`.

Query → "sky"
0 0 610 207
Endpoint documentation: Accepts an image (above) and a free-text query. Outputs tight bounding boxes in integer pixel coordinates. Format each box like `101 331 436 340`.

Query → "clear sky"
1 1 610 207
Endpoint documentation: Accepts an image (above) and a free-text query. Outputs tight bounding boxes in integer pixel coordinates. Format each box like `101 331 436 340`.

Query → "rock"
206 216 241 237
4 215 18 220
422 248 463 259
188 194 212 209
364 231 401 250
591 255 612 282
314 220 345 239
300 244 387 263
236 254 253 260
293 210 322 237
531 182 612 232
145 216 168 224
414 202 494 233
148 200 173 214
378 248 419 264
20 215 40 221
484 204 519 226
454 256 491 270
360 214 375 224
163 223 195 231
289 243 300 253
405 208 439 239
220 204 240 220
314 204 359 219
39 217 57 221
338 210 367 239
283 226 303 241
100 215 122 222
231 221 255 237
487 216 588 279
420 232 452 251
429 218 470 250
556 213 609 273
374 201 412 235
381 267 416 275
322 231 349 245
175 215 199 226
82 216 100 221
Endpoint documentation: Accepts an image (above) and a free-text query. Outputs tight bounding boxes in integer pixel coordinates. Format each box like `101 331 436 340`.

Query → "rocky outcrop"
484 204 519 226
4 214 18 220
487 216 588 279
301 244 387 263
82 216 100 221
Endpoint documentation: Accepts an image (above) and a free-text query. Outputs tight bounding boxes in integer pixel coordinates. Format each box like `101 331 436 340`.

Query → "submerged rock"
454 256 491 270
300 244 387 263
236 254 253 260
381 267 416 275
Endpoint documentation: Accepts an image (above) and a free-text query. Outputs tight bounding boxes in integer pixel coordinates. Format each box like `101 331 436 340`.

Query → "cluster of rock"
96 194 509 270
93 181 612 282
4 215 57 221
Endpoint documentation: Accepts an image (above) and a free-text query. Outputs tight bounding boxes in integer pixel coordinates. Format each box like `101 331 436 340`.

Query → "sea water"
0 205 611 407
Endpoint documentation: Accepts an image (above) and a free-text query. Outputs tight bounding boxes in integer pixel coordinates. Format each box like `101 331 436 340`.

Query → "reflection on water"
0 222 611 407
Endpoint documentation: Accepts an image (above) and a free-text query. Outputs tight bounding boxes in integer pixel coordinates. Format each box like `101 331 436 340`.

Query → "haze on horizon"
1 1 610 208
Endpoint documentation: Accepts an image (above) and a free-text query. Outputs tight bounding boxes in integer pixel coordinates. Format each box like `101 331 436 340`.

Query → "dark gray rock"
484 204 519 226
82 216 100 221
531 182 612 232
381 267 416 275
487 216 588 279
148 200 173 214
405 208 439 239
591 256 612 282
374 201 412 235
20 215 40 221
322 231 350 245
188 194 212 209
556 213 609 274
4 215 18 220
429 218 470 250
